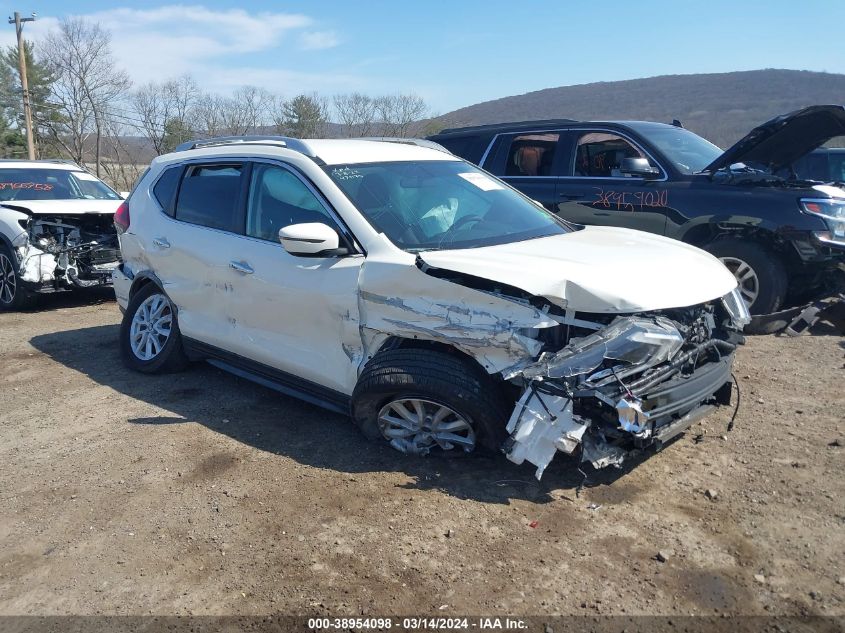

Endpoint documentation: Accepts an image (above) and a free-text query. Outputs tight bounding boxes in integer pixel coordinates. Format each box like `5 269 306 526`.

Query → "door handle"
229 260 254 275
152 237 170 249
559 192 587 200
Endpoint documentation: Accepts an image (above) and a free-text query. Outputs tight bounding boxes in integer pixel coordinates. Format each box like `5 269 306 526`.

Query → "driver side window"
573 132 653 178
246 163 339 242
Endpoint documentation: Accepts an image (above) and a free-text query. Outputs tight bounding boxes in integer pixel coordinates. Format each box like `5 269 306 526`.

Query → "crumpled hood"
419 226 737 313
703 105 845 174
0 199 121 215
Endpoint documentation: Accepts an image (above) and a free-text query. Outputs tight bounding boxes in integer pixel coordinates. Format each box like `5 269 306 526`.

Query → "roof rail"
174 135 317 157
435 118 578 136
359 137 452 154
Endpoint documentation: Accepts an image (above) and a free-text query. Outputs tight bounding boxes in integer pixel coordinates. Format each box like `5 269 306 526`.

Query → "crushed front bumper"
503 313 740 479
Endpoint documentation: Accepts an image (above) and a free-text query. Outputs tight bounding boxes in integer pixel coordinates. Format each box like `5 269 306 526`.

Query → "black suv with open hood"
430 105 845 315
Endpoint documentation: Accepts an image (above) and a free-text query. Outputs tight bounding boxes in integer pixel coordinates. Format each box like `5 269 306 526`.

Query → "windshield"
0 168 122 201
644 128 723 174
827 152 845 182
327 161 570 251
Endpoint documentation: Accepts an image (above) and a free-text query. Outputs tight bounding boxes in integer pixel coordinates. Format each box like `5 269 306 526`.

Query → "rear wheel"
351 348 512 456
0 244 37 311
120 283 188 373
704 239 787 315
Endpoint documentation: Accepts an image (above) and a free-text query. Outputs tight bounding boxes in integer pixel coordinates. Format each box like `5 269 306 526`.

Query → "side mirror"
278 223 348 257
619 157 660 179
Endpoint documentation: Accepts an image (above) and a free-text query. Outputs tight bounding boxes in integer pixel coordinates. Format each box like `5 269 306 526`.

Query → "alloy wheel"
719 256 760 309
0 253 16 305
129 293 173 361
377 398 476 455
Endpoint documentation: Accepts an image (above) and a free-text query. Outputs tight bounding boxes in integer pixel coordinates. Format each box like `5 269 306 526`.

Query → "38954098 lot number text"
308 617 528 630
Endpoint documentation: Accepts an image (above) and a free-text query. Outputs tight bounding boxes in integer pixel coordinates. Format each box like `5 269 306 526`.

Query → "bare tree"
332 92 376 137
273 93 328 138
40 17 131 173
192 92 227 137
374 93 428 137
214 86 273 136
191 86 273 137
130 74 199 155
98 115 146 191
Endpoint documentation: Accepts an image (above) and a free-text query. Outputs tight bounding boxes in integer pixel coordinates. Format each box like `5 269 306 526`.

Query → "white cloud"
1 5 350 95
85 6 312 55
299 30 340 51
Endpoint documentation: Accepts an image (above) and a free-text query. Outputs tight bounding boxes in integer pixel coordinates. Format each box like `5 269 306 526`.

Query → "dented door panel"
126 194 243 351
226 235 363 393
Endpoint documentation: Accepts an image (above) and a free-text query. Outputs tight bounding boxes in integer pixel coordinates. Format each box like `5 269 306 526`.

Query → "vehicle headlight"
800 198 845 244
722 287 751 327
522 316 684 381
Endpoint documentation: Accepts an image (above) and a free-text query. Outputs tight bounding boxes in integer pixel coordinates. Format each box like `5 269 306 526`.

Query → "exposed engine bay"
16 213 120 290
501 292 748 478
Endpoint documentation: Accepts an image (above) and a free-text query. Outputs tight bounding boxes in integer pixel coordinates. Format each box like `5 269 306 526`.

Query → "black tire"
0 243 37 311
351 348 512 455
704 239 788 315
120 282 189 373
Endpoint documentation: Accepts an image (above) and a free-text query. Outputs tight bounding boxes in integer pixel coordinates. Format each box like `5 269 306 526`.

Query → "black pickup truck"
430 105 845 314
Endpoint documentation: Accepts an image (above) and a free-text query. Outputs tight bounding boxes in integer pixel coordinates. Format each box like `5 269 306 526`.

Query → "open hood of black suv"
702 105 845 174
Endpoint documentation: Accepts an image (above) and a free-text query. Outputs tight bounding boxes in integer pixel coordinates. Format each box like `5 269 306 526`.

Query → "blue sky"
2 1 842 114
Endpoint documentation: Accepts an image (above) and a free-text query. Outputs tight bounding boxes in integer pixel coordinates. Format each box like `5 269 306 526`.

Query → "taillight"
114 202 130 234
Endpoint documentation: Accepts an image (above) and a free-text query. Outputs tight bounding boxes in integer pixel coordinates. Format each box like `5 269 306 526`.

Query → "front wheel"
704 239 787 315
120 283 188 373
351 348 512 456
0 245 37 311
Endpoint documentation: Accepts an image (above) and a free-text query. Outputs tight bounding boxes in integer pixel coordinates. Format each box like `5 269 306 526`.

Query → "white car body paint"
117 138 746 477
421 226 738 313
0 206 29 247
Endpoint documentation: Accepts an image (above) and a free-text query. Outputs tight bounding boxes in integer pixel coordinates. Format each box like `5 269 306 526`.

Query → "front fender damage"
355 256 739 480
356 257 557 375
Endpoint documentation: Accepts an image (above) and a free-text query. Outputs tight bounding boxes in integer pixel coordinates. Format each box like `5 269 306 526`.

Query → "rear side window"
152 167 181 216
174 164 245 232
504 133 560 177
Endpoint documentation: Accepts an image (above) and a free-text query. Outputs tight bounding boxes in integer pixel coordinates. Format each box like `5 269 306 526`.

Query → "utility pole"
8 12 36 160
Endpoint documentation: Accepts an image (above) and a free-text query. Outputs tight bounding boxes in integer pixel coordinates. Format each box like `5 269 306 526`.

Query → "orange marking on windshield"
0 182 54 190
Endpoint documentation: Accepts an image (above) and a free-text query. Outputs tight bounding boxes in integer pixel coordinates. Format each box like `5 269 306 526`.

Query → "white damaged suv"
0 160 124 309
114 136 750 478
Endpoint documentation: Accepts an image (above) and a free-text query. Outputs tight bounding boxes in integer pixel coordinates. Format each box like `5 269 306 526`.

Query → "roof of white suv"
159 138 456 168
307 139 455 165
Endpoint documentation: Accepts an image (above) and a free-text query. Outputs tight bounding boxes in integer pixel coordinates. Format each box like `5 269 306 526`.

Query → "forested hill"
437 70 845 147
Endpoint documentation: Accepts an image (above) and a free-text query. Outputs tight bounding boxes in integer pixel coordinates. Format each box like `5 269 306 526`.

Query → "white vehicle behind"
114 136 750 478
0 160 124 310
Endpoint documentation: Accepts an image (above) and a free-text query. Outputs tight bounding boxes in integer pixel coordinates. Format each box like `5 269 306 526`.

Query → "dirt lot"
0 291 843 618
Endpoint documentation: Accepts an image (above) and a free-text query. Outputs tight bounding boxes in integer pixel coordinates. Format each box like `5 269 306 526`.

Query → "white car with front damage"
0 160 124 310
114 136 750 478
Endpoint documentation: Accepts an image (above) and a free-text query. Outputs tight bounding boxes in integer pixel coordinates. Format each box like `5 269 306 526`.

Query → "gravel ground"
0 291 843 617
